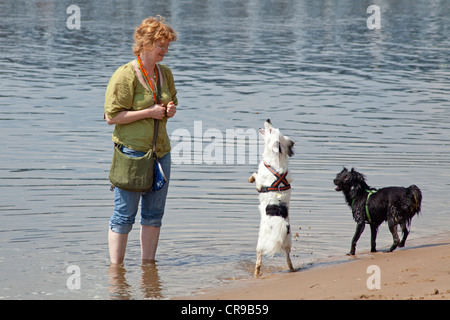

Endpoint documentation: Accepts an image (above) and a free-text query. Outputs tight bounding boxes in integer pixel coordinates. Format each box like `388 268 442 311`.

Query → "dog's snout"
266 119 272 124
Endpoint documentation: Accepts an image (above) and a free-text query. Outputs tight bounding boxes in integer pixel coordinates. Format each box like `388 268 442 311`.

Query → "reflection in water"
108 262 163 300
108 264 131 300
140 262 163 300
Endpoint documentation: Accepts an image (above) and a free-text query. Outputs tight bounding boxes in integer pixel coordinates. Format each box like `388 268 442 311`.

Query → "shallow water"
0 0 449 299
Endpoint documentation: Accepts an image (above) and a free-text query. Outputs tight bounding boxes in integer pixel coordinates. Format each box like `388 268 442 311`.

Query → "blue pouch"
153 159 168 191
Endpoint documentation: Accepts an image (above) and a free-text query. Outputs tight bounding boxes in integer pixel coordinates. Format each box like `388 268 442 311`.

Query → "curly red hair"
132 15 177 55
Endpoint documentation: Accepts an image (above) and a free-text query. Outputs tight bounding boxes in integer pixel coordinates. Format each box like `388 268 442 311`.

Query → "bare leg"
388 220 400 252
399 221 409 247
141 225 161 263
370 224 378 252
348 223 365 255
254 251 262 277
285 248 294 271
109 229 128 264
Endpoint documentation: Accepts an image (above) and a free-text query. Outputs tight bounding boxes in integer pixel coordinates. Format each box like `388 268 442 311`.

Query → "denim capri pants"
109 146 171 234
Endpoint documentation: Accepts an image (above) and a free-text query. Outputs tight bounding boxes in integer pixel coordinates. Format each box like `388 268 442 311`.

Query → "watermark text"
367 5 381 30
366 265 381 290
66 265 81 290
171 121 263 165
66 5 81 30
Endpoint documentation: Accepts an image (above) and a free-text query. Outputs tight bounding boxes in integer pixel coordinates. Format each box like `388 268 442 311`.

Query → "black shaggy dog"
334 168 422 255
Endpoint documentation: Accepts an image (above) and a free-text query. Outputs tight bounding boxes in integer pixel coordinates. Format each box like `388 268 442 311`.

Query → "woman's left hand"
166 101 177 118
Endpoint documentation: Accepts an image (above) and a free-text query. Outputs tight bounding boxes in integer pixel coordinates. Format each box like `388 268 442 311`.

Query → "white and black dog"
249 119 295 276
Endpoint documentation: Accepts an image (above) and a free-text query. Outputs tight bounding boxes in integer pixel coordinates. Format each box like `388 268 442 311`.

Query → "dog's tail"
258 216 291 257
406 184 422 225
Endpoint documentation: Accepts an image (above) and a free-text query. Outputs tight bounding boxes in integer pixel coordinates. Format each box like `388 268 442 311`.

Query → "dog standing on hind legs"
334 167 422 255
249 119 295 276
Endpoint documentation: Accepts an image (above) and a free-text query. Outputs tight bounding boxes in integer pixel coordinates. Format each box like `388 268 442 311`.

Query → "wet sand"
179 235 450 300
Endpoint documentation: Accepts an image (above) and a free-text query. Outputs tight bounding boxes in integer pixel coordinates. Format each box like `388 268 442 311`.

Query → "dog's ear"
286 139 294 157
280 136 294 157
350 168 366 184
258 128 265 137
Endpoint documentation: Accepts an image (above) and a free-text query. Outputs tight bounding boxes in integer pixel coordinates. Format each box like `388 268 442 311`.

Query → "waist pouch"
109 144 155 192
153 158 168 191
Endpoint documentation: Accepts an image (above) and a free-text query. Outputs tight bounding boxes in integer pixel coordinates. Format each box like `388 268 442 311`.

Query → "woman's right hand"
148 104 166 120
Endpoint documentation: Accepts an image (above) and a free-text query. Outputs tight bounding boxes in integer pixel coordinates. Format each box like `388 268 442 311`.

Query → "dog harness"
257 163 291 193
364 189 377 224
351 189 377 224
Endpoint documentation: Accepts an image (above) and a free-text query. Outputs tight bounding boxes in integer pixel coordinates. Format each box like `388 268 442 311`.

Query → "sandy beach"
180 235 450 300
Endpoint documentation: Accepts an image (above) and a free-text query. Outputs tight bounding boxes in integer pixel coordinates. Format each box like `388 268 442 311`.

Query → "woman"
104 16 178 265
